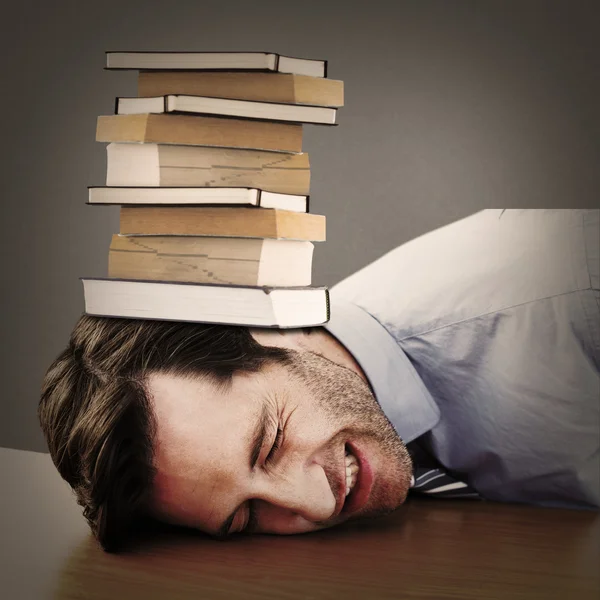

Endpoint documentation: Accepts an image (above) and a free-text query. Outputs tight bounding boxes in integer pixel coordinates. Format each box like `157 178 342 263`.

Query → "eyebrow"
214 402 270 539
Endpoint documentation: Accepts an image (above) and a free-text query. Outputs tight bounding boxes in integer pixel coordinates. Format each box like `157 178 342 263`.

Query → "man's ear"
250 328 307 351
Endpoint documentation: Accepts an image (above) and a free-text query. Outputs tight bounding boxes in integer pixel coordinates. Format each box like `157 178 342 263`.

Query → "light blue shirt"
325 210 599 510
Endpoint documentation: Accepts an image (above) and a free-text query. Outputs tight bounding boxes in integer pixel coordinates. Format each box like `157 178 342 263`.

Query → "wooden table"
1 447 598 600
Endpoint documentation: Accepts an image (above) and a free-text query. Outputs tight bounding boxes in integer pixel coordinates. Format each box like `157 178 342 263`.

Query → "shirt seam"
397 289 588 342
582 217 593 290
582 210 599 291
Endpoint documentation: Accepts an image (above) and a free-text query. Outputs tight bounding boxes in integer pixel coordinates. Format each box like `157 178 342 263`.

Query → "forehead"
146 371 267 527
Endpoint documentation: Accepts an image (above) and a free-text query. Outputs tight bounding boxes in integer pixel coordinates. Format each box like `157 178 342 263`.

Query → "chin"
367 477 411 516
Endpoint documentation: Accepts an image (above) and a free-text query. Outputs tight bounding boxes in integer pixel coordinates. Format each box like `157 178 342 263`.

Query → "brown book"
105 143 310 195
108 235 314 287
119 207 326 241
96 114 302 152
138 72 344 107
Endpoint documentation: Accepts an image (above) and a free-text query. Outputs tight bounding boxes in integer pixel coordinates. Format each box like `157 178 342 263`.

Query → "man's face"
147 349 413 537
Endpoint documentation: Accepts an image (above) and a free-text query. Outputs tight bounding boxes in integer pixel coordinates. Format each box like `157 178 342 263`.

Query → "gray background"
1 0 598 452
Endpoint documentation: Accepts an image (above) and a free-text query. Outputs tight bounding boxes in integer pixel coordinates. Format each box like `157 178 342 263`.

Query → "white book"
115 95 337 125
88 187 309 213
105 51 327 78
82 278 330 328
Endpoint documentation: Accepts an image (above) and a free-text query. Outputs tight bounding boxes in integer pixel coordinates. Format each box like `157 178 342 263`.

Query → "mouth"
341 442 374 516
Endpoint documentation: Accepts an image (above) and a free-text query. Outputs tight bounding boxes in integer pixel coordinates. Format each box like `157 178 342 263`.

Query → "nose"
253 461 337 526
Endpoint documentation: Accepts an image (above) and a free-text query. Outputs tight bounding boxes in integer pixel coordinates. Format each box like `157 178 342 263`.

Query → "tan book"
138 72 344 107
119 207 326 241
96 114 303 152
105 143 310 195
108 235 314 287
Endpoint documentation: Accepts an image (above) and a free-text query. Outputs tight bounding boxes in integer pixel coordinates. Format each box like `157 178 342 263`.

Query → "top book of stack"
106 51 328 77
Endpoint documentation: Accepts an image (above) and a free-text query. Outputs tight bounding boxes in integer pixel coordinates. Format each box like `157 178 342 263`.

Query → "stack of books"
83 51 344 328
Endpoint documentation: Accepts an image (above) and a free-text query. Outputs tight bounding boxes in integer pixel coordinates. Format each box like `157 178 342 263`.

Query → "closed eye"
265 427 283 465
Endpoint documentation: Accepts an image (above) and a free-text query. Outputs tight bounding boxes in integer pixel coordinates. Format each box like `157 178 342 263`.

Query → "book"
88 187 308 213
138 72 344 107
119 206 326 241
116 95 337 125
82 278 330 328
105 143 310 195
108 235 314 287
106 51 327 78
96 114 302 152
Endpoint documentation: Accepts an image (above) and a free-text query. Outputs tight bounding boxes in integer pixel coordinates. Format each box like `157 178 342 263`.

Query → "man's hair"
38 315 292 552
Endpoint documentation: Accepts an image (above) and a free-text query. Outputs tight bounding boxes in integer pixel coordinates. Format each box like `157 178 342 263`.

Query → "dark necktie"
407 437 483 499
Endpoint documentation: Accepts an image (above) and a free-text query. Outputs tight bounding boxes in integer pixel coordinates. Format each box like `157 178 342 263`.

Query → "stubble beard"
285 350 413 522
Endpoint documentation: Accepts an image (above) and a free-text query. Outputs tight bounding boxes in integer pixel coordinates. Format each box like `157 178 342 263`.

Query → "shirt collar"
323 299 440 444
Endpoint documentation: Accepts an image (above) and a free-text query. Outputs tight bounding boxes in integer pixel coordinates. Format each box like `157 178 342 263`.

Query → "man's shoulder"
332 209 597 340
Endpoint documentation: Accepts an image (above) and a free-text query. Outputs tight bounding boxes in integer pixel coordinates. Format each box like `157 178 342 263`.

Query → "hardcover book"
89 187 308 213
82 278 330 328
116 95 337 125
106 51 327 78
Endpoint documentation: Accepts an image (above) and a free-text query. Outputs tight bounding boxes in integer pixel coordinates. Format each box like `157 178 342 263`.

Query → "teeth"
344 450 360 496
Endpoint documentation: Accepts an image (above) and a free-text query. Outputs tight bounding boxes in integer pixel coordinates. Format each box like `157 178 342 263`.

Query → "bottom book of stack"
82 278 330 328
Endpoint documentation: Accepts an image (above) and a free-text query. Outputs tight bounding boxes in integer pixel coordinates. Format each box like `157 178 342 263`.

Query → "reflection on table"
1 447 598 600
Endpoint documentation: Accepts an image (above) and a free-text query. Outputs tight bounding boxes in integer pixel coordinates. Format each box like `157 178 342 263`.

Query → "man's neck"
250 327 368 384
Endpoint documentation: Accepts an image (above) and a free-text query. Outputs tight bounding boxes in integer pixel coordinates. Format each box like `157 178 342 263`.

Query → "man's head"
39 315 413 551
